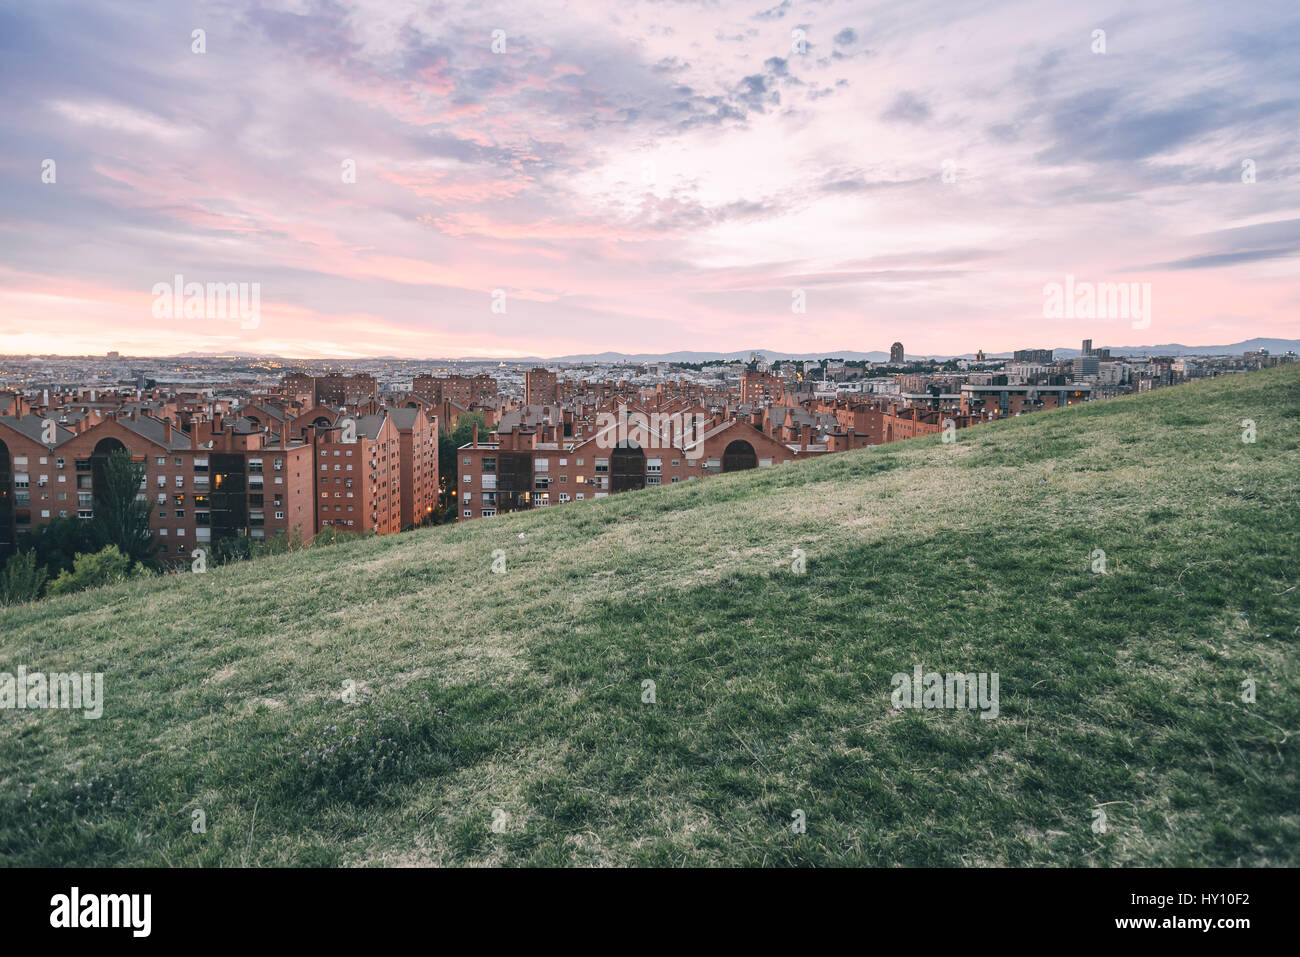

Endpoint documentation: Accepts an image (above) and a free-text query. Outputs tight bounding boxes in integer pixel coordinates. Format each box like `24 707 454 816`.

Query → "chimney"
801 424 811 447
472 422 479 447
163 418 173 443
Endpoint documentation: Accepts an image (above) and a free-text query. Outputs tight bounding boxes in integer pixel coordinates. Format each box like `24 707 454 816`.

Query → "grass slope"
2 366 1297 867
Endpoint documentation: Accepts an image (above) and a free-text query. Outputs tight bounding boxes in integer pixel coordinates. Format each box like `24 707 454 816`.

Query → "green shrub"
0 550 48 605
45 545 133 597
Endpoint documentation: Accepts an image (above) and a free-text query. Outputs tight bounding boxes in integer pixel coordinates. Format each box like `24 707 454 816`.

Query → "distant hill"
63 338 1300 364
432 338 1300 363
1048 338 1300 359
4 365 1296 866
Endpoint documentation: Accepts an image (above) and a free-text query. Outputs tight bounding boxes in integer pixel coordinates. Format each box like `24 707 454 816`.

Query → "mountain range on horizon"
147 337 1300 364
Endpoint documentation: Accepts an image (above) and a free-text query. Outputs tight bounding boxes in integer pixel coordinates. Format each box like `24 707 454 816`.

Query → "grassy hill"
2 366 1297 867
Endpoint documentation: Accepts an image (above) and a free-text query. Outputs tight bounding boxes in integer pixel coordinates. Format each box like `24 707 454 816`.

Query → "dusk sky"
1 0 1297 359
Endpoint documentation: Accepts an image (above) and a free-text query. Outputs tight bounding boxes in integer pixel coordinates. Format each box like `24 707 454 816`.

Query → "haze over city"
3 0 1298 359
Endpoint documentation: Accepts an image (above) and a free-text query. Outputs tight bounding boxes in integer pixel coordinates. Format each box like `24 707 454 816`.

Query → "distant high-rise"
1082 339 1093 357
890 342 905 363
1014 348 1053 363
525 367 558 405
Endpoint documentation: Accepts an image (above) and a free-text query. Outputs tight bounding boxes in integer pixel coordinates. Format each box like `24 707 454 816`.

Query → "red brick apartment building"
389 407 439 528
960 382 1092 417
454 408 799 520
313 413 402 535
740 369 788 406
283 372 378 408
412 373 497 408
0 411 315 563
524 367 558 405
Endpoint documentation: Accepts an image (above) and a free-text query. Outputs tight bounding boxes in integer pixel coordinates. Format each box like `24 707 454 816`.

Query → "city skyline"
3 0 1299 359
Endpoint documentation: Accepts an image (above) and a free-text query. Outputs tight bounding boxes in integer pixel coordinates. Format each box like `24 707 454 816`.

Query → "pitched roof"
0 415 77 446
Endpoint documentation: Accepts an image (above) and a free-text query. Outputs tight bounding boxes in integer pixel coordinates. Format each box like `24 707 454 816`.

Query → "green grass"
2 366 1297 867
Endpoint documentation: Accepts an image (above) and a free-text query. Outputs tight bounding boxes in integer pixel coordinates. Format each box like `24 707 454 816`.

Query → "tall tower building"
524 367 558 406
890 342 905 364
1081 339 1093 357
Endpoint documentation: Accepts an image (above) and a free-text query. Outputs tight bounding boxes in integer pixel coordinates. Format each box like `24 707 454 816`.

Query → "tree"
46 545 132 597
0 550 47 605
21 515 104 581
92 450 156 568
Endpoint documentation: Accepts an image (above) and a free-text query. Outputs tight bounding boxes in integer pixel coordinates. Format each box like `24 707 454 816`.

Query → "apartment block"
389 406 439 528
314 413 402 535
455 413 798 520
412 373 497 408
524 368 558 406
